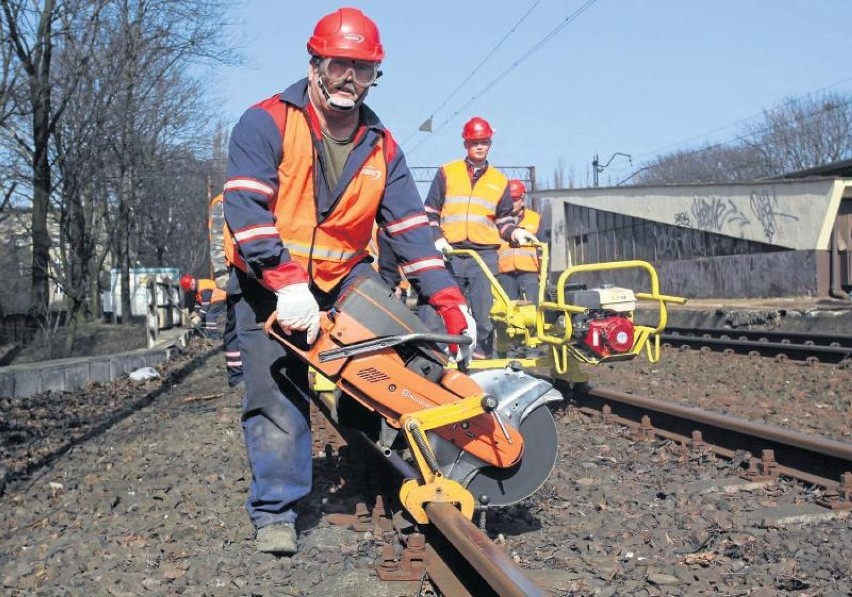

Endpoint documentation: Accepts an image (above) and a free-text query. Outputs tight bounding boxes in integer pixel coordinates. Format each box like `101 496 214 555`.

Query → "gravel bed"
1 344 850 595
583 347 852 442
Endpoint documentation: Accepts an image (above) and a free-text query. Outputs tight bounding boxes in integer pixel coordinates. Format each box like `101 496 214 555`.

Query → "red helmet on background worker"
307 7 384 62
179 274 195 292
508 179 526 199
462 116 495 141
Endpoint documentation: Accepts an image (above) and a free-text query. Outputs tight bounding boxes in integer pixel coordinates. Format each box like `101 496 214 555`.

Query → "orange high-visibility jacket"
498 209 541 274
439 160 507 246
197 278 227 304
225 104 388 291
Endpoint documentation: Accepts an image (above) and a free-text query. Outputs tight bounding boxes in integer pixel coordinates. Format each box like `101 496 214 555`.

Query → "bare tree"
743 92 852 175
0 0 107 321
96 0 234 323
635 92 852 185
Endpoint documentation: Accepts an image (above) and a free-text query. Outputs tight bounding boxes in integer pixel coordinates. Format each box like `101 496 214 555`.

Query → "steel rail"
664 326 852 349
313 396 545 597
660 333 851 363
559 381 852 489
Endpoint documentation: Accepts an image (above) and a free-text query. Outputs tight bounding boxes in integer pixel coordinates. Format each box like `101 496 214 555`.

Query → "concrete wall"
0 332 193 399
552 250 825 300
538 178 851 299
543 179 849 251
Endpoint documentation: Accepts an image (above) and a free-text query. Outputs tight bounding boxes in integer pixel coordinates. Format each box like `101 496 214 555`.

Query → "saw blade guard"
429 366 562 507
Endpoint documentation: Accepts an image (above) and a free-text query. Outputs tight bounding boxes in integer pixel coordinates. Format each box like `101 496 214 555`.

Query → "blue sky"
214 1 852 189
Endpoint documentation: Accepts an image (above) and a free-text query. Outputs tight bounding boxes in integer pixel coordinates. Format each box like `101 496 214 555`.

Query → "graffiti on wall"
683 187 799 244
690 196 750 232
749 187 798 244
674 211 692 227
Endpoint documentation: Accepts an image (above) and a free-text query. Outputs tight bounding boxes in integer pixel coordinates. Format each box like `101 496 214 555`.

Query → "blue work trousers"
498 271 540 305
223 294 243 387
445 250 497 359
232 262 382 529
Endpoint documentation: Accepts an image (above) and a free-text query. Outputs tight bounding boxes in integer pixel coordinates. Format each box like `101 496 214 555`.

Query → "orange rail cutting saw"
263 277 562 523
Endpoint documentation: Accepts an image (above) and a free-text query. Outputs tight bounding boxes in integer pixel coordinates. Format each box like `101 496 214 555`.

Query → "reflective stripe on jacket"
440 160 507 246
225 103 387 292
498 209 542 273
223 79 460 301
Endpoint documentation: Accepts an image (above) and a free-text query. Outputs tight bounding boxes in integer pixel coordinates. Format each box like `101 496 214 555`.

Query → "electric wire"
398 0 542 148
610 75 852 185
404 0 599 156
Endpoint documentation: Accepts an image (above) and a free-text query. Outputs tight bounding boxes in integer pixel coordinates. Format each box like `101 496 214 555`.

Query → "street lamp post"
592 152 632 187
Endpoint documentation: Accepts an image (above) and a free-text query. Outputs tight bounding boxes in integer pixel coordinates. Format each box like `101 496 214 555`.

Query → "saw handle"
263 310 472 355
262 310 320 360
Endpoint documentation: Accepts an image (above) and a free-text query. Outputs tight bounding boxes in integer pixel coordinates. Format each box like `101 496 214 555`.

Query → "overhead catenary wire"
398 0 542 148
609 75 852 185
404 0 599 157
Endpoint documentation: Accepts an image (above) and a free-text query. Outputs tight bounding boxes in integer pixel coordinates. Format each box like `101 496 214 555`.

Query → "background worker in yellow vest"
498 179 543 304
179 274 226 338
209 193 243 388
424 116 535 359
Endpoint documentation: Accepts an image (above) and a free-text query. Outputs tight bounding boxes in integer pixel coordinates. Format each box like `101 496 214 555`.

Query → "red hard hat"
462 116 495 141
179 274 194 291
307 7 384 62
509 179 526 199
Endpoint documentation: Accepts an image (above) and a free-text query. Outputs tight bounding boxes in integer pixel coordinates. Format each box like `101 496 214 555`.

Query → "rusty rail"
561 381 852 497
313 397 546 596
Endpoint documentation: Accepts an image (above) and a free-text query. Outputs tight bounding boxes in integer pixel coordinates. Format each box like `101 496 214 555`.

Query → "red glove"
429 287 477 362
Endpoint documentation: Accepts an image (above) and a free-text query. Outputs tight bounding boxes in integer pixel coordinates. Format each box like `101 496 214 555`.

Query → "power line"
614 94 852 185
611 75 852 184
399 0 542 148
404 0 599 157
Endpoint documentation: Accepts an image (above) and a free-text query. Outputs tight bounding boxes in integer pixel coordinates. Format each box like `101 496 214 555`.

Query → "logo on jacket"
344 33 365 44
361 166 382 179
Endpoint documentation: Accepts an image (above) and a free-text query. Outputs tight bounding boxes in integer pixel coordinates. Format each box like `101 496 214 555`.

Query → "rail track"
311 364 852 595
311 397 547 597
660 326 852 364
558 380 852 508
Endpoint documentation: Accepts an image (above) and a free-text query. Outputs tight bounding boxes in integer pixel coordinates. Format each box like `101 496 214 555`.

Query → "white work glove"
511 228 539 245
434 237 452 256
275 282 320 344
455 305 478 363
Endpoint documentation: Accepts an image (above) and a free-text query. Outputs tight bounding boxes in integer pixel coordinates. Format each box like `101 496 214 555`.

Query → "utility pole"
592 152 632 187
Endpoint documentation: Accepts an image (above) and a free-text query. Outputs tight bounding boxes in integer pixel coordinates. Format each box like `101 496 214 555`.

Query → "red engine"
581 316 635 358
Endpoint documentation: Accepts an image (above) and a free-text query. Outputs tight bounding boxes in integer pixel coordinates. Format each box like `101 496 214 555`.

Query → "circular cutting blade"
464 405 558 507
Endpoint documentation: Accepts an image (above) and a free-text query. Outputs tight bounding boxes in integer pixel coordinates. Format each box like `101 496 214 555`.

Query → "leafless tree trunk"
0 0 106 321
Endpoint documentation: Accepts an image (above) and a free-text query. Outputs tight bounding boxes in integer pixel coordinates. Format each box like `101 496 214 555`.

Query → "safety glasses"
319 57 380 87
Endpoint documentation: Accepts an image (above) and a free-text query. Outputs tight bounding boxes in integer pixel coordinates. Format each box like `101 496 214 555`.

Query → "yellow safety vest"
498 209 541 273
440 160 507 246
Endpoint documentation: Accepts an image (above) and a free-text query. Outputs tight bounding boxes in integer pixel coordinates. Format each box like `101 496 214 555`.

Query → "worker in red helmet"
423 117 537 359
222 7 475 555
209 193 243 389
179 273 227 336
498 180 544 305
